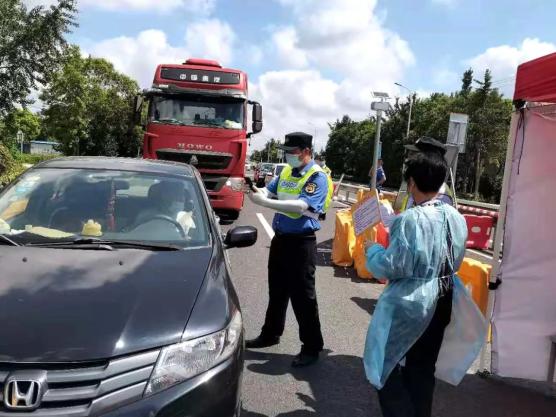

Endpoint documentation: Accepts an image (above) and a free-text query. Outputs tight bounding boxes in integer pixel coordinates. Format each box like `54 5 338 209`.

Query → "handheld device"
244 177 258 192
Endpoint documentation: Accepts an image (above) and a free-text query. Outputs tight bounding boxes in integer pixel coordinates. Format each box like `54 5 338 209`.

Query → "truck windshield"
149 94 244 130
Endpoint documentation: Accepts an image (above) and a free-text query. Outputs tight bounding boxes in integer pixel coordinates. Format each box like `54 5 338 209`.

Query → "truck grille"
156 149 232 170
0 349 160 416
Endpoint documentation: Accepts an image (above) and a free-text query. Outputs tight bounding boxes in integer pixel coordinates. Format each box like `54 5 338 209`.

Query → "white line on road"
256 213 275 240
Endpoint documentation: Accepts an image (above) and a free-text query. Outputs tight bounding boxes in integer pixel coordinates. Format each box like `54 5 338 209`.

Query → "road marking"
256 213 275 239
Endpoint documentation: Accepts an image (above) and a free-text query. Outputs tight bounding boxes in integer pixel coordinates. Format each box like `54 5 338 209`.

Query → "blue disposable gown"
363 202 487 389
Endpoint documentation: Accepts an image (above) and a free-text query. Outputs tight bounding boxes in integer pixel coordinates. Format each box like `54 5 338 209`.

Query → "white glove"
249 190 267 207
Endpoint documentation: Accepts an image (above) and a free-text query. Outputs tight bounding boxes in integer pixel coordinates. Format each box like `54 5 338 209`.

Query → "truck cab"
137 58 262 221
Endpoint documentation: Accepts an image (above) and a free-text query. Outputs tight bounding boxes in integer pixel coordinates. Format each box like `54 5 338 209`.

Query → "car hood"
0 246 212 362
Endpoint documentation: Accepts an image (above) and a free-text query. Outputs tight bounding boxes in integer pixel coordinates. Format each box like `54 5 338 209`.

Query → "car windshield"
0 168 210 248
261 164 274 171
149 94 244 130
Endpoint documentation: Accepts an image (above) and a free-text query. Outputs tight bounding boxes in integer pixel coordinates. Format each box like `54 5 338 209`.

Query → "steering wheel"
129 215 186 238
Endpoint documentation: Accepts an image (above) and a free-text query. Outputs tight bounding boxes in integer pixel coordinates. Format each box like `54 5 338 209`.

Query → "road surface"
225 198 555 417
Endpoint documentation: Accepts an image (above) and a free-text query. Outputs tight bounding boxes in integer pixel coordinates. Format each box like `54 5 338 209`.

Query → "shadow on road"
351 296 377 315
241 349 378 417
241 350 556 417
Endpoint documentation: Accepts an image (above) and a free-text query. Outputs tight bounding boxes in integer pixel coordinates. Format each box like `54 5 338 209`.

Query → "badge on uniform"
304 182 317 194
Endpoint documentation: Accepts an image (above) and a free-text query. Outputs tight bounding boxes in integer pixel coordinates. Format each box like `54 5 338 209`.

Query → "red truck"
135 58 262 221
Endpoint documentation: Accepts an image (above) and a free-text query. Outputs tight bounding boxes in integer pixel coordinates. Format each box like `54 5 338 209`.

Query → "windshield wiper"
27 238 182 251
0 234 20 246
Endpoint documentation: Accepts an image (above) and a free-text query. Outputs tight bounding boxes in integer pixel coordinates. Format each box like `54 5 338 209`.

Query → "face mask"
286 153 303 168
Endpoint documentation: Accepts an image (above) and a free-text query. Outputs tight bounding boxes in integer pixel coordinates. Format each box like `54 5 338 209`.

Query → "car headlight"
225 178 245 192
144 311 242 396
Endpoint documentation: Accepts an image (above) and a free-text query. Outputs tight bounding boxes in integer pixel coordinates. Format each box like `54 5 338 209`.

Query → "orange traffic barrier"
457 257 491 316
331 209 356 267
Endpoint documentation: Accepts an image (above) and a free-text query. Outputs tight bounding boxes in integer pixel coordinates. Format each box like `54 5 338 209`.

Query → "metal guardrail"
333 181 499 256
334 181 500 211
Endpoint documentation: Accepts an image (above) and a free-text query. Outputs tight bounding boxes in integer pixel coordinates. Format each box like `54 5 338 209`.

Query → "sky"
24 0 556 151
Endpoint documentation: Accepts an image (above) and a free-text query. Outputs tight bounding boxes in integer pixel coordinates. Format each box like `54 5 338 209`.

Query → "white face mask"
286 153 303 168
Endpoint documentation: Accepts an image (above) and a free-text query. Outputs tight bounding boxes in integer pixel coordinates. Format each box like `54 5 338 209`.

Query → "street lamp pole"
370 92 391 191
17 130 24 153
395 82 415 138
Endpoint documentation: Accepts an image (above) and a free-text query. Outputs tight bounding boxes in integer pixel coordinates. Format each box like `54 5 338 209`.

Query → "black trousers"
377 288 453 417
261 233 324 354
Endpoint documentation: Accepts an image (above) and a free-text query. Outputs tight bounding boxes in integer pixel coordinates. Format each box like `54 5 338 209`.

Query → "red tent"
513 52 556 103
484 52 556 382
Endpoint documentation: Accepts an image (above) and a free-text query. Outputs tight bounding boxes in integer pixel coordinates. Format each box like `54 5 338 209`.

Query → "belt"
274 230 316 239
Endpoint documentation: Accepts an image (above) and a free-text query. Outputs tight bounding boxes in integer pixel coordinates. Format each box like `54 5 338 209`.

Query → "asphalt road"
225 199 555 417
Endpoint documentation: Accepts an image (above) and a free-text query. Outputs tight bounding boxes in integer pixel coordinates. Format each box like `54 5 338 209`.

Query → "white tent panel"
492 106 556 381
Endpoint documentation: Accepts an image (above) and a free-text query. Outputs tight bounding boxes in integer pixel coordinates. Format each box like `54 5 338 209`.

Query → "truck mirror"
251 102 263 135
133 95 144 124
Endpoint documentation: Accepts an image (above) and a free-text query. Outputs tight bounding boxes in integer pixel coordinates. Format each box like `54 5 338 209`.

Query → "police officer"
247 132 332 367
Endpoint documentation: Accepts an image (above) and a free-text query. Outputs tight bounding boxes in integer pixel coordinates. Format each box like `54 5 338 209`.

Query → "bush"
13 152 60 165
0 144 25 186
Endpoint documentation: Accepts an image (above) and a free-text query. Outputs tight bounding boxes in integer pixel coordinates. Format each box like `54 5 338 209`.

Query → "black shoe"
245 335 280 349
291 352 319 368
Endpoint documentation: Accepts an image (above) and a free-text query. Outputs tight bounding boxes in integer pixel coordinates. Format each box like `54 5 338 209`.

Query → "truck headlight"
225 177 245 192
144 311 242 396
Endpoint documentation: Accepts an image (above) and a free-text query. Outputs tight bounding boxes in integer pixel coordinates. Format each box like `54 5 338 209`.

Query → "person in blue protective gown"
363 151 487 417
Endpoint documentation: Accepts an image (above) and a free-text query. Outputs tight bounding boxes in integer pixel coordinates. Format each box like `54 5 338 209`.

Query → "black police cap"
405 136 447 156
278 132 313 151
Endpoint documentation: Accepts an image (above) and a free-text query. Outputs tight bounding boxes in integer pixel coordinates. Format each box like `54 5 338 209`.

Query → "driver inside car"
134 181 196 237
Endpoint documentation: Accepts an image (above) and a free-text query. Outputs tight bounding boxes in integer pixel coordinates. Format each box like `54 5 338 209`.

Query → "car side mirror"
224 226 258 249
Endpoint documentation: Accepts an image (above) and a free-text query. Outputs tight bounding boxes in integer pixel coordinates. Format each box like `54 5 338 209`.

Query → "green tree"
325 115 377 182
252 138 282 163
41 46 142 156
324 68 512 202
0 108 41 150
460 68 473 96
0 0 77 115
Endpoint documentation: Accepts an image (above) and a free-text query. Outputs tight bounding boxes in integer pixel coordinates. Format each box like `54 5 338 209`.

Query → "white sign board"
447 113 469 153
352 191 383 236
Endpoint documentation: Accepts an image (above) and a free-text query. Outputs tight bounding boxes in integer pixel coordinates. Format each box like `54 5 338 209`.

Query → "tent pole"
478 109 520 373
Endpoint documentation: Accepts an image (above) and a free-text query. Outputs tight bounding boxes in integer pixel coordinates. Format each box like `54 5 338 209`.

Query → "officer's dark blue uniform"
246 132 328 366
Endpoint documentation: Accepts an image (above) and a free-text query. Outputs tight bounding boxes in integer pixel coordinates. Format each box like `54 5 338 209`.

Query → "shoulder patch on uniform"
304 182 317 194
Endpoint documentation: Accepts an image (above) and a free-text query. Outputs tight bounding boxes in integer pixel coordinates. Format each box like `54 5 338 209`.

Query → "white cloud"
250 0 415 149
271 27 309 69
250 71 341 151
467 38 556 77
23 0 215 14
466 38 556 95
86 20 236 88
184 19 235 65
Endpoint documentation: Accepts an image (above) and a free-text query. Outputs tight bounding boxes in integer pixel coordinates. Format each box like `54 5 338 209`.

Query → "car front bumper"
102 349 243 417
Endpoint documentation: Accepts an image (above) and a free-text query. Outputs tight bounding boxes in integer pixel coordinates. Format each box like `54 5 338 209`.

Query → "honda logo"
4 371 47 411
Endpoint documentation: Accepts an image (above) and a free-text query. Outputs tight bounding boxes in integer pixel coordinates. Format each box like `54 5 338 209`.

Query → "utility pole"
370 92 391 190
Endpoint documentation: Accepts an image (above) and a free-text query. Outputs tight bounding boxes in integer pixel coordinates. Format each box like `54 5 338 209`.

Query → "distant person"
363 151 486 417
369 159 386 190
315 156 332 220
